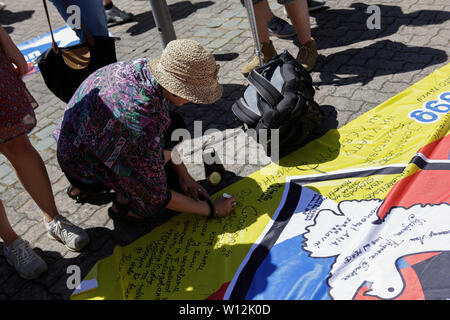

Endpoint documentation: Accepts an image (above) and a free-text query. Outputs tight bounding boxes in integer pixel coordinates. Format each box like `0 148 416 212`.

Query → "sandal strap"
112 198 132 216
66 185 88 204
108 203 151 226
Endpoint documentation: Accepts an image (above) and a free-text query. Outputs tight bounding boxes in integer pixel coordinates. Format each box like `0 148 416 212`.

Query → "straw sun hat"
147 39 223 104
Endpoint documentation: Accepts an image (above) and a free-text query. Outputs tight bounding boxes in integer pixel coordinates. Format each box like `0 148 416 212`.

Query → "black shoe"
308 0 326 12
66 184 114 205
268 15 296 39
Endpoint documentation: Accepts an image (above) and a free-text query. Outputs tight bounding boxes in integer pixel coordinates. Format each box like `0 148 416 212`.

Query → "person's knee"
0 135 33 158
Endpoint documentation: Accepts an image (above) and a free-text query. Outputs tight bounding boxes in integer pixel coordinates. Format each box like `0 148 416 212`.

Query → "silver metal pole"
244 0 263 66
149 0 177 48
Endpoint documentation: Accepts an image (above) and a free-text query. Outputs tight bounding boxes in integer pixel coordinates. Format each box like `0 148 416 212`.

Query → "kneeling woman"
54 39 236 221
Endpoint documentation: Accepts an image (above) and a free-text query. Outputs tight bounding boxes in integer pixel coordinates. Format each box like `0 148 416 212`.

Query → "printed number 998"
409 92 450 123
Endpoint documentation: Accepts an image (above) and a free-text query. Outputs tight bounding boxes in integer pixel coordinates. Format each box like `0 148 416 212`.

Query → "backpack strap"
247 68 283 107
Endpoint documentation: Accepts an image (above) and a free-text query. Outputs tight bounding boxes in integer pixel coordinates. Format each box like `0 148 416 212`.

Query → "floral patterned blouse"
54 58 172 219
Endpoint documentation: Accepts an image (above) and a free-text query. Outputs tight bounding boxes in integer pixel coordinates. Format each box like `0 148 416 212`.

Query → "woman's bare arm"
167 190 236 218
0 25 28 77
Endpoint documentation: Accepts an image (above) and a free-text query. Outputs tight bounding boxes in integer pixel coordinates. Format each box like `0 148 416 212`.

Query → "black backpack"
232 50 323 156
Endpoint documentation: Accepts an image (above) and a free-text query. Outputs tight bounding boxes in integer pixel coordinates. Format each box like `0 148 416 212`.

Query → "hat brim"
147 59 223 105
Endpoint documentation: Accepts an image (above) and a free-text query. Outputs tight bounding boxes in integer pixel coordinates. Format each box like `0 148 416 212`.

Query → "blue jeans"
49 0 109 42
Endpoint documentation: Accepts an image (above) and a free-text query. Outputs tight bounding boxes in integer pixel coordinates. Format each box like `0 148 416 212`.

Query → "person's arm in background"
0 25 28 77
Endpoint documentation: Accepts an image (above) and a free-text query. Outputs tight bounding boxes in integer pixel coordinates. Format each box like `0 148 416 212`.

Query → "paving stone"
221 18 243 30
206 19 224 28
34 137 56 152
207 37 230 50
34 125 57 140
5 191 31 213
18 198 43 222
2 171 18 187
0 163 12 179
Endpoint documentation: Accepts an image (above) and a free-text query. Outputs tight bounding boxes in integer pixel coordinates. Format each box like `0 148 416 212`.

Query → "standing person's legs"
0 201 18 246
0 135 58 223
241 0 278 76
253 0 272 44
103 0 133 24
284 0 318 71
240 0 296 39
0 134 90 252
0 199 48 279
284 0 311 45
241 0 317 73
49 0 109 42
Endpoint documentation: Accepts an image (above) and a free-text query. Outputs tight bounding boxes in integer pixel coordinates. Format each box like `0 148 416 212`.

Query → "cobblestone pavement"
0 0 448 299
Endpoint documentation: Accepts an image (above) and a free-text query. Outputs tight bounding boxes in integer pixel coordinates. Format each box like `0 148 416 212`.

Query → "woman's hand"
0 26 28 77
178 172 210 201
170 151 210 201
6 44 28 77
213 194 237 218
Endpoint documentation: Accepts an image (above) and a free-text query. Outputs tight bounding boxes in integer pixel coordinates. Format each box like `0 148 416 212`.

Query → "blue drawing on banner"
17 25 80 75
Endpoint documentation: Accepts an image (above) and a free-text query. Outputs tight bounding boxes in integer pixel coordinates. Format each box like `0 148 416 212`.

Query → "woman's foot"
105 5 133 24
44 214 90 252
308 0 326 12
296 37 318 72
66 185 89 204
3 237 48 279
241 41 277 77
67 185 81 197
110 201 143 220
268 15 296 39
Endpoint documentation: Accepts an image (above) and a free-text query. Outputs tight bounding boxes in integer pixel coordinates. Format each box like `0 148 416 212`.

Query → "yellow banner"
71 63 450 300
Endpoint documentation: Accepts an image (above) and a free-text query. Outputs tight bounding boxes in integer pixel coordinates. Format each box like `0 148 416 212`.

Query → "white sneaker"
3 237 48 280
45 215 89 252
105 5 133 24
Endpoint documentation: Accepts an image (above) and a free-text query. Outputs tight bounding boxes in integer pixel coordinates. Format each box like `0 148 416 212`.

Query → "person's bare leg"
253 0 272 44
0 135 58 223
241 0 278 76
285 0 317 71
285 0 311 45
0 200 19 246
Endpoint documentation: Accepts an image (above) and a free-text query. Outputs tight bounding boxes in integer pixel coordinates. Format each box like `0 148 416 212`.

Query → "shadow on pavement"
309 3 450 50
173 83 247 133
126 1 215 36
315 40 448 86
214 52 240 61
0 9 34 26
